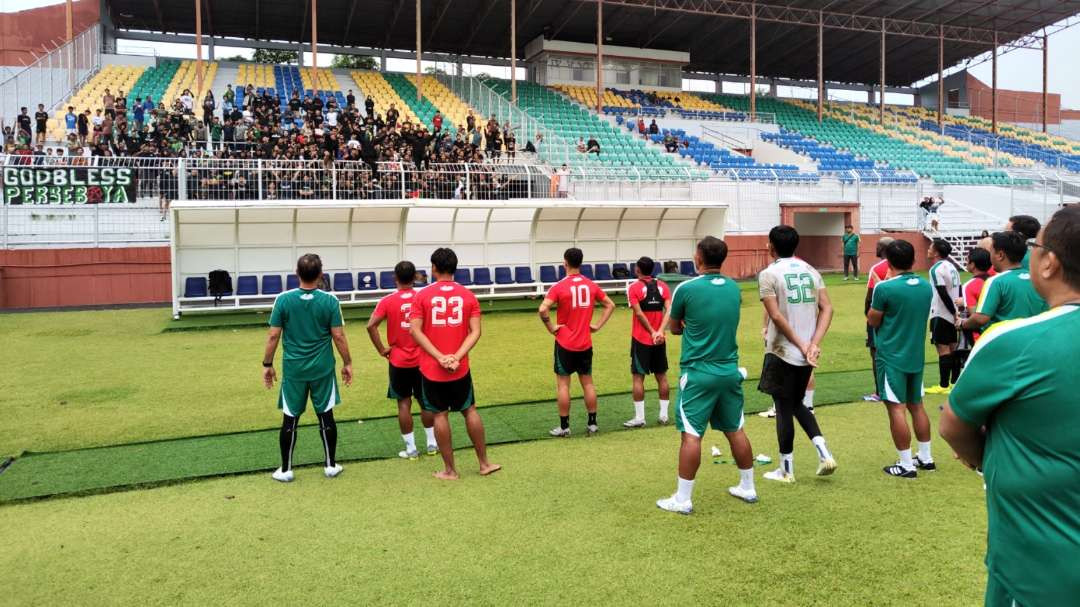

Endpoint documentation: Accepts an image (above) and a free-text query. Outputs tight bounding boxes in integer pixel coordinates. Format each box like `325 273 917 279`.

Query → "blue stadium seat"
580 264 594 279
286 275 300 290
540 265 558 283
454 269 473 286
473 268 493 286
612 263 629 278
494 267 513 285
357 272 377 290
594 264 613 281
333 273 355 292
262 275 283 295
183 277 207 298
515 266 534 284
379 271 396 290
652 263 661 277
558 266 567 279
679 261 697 276
236 275 258 296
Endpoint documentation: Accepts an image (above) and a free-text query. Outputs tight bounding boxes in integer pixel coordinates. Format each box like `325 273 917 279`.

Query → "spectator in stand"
77 109 89 145
34 104 48 145
202 91 216 126
637 116 646 136
663 132 677 153
133 98 145 131
466 110 476 133
386 104 399 128
576 137 587 153
16 107 32 142
103 88 115 119
223 84 235 107
505 130 516 160
64 106 78 138
364 95 374 117
649 119 659 135
432 112 443 133
555 163 571 198
345 89 355 108
586 136 600 155
179 89 194 114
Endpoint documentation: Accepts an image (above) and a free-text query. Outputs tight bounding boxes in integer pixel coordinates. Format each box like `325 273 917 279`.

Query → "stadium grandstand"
1 0 1079 311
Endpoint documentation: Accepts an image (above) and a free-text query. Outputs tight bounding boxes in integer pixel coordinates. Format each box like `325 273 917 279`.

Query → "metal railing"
0 25 101 125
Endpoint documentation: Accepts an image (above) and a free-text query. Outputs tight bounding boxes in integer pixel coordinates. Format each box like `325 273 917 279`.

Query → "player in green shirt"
655 236 757 514
961 231 1047 333
867 240 934 478
1006 214 1040 271
262 254 353 483
842 224 861 280
942 206 1080 607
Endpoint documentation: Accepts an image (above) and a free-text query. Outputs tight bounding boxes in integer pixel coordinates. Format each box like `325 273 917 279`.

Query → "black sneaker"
914 456 937 471
883 464 917 478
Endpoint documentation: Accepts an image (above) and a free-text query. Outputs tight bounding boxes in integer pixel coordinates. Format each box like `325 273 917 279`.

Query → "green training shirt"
870 272 932 373
669 273 740 374
269 287 344 381
974 267 1047 328
949 305 1080 607
842 232 860 256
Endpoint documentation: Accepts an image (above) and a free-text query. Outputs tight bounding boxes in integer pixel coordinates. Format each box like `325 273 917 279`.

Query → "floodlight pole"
311 0 318 76
1042 33 1048 133
937 24 944 130
816 9 822 124
195 0 204 94
991 30 997 135
511 0 517 104
879 17 885 125
749 1 756 121
416 0 423 102
596 0 603 115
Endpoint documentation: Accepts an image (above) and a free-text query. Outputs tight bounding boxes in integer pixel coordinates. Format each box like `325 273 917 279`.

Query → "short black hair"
768 225 800 258
931 238 952 260
636 256 655 275
845 224 854 229
967 247 992 272
991 231 1027 263
430 247 458 275
296 253 323 282
696 236 729 268
1008 215 1041 240
563 247 583 269
1042 205 1080 291
663 260 679 273
885 240 915 271
394 260 416 284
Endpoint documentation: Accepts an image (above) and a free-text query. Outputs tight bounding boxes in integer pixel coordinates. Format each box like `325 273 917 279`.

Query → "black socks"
587 412 597 426
317 410 337 467
559 415 570 430
279 414 299 472
938 354 953 388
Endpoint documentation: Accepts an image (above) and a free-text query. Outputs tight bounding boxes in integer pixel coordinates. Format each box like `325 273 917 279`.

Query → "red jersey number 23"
431 296 463 326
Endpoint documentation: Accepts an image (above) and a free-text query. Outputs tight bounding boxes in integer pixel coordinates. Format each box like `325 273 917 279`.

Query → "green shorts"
876 363 924 405
675 367 745 437
279 372 340 417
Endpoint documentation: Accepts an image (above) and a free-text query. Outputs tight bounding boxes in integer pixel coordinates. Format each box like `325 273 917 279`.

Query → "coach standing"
941 206 1080 607
262 254 353 483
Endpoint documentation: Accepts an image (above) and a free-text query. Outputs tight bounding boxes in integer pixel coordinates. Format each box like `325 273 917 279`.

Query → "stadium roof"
107 0 1080 86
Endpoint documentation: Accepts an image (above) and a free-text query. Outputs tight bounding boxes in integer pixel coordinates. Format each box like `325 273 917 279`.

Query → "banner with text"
2 167 136 205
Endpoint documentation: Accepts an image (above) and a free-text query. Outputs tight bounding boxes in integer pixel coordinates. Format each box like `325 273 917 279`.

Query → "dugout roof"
106 0 1080 86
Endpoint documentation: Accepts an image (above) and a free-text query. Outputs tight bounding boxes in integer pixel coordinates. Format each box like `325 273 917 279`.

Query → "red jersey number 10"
570 284 590 309
431 296 464 326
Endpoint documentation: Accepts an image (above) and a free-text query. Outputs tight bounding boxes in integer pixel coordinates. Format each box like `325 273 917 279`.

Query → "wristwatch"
262 361 273 368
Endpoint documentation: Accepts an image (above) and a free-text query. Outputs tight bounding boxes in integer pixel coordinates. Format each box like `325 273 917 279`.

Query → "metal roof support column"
816 9 823 124
879 17 885 125
1041 33 1048 133
195 0 204 94
750 2 756 121
596 0 603 115
937 24 943 131
511 0 517 104
311 0 318 75
416 0 422 102
992 30 998 135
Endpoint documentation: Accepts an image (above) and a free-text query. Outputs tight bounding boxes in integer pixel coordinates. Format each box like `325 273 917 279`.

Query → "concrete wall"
0 0 99 67
0 247 171 309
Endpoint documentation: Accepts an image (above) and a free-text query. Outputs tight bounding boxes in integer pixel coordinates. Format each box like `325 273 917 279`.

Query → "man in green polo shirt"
842 224 861 280
262 254 354 483
961 231 1047 334
655 236 757 515
1005 214 1040 270
941 206 1080 607
867 239 934 478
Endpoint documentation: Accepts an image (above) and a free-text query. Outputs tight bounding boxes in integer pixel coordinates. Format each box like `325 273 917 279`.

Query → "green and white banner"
2 167 137 205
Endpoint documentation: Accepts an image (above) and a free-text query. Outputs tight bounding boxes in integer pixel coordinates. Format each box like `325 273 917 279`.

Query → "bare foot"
479 463 502 476
433 470 459 480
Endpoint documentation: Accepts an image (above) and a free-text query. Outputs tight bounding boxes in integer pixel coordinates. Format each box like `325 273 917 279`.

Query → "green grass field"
0 276 992 605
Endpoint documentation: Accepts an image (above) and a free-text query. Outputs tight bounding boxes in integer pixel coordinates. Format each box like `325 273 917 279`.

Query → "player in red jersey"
367 261 438 460
538 248 616 437
953 247 993 370
622 256 672 428
408 248 500 480
862 236 894 402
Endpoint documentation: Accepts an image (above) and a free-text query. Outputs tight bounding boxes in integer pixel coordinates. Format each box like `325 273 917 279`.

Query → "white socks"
898 448 915 470
633 400 645 421
659 399 670 419
402 432 417 452
803 390 815 409
917 441 933 463
676 477 695 502
812 435 832 461
424 426 437 449
780 453 794 475
739 468 756 492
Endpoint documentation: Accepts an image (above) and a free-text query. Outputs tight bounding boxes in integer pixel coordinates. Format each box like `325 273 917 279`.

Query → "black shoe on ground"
883 464 917 478
913 456 937 471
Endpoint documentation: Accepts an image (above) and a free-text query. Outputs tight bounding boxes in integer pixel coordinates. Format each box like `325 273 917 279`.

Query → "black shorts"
554 342 593 376
419 372 475 413
631 339 668 375
930 317 958 346
757 353 813 402
387 364 422 400
866 324 876 349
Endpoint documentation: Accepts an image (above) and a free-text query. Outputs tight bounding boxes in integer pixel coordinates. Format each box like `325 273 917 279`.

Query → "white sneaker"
587 424 599 436
398 448 419 459
758 406 776 418
657 416 669 425
656 494 693 515
549 427 571 437
763 468 795 483
324 464 343 478
272 468 294 483
816 457 838 476
623 418 646 428
426 445 439 457
727 485 759 504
